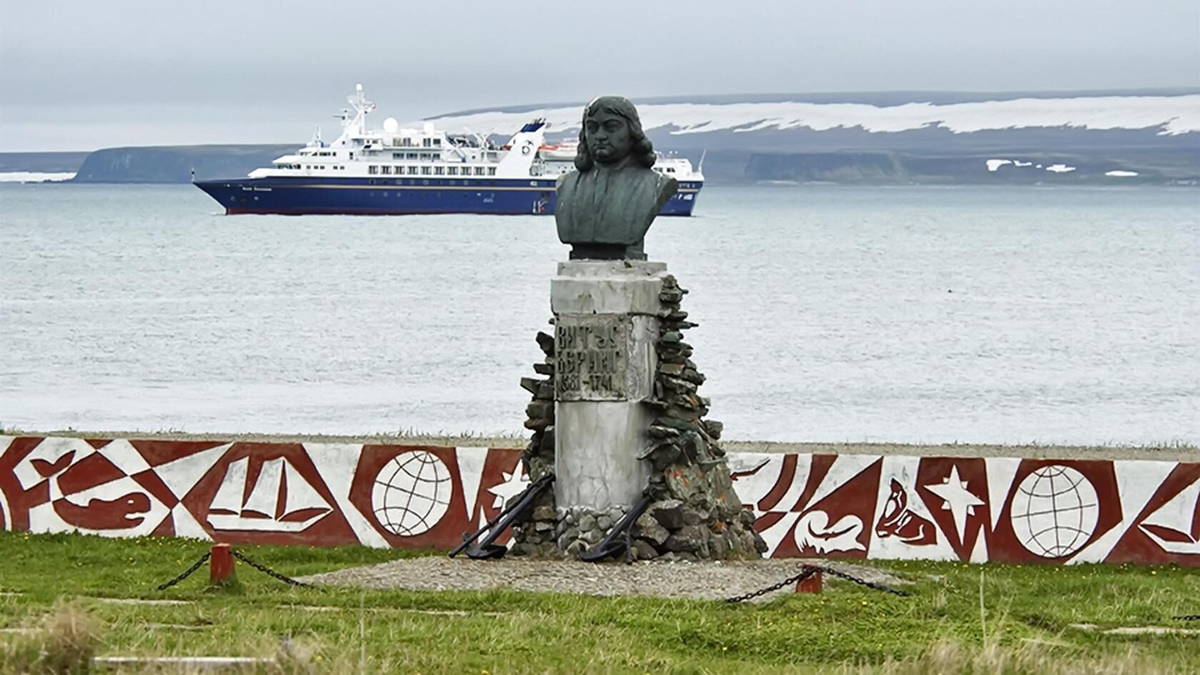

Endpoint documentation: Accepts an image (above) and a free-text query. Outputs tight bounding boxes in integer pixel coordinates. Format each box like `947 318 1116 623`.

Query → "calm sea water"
1 183 1197 445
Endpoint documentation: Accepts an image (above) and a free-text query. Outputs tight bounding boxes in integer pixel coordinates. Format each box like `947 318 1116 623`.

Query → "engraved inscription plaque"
555 314 630 401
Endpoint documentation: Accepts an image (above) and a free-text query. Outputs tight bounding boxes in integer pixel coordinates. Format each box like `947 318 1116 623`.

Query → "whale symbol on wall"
52 493 152 530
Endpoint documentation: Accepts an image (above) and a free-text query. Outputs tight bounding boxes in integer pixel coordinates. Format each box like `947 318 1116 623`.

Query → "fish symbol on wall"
875 479 937 546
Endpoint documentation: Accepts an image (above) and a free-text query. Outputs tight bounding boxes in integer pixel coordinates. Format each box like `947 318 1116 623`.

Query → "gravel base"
301 557 910 603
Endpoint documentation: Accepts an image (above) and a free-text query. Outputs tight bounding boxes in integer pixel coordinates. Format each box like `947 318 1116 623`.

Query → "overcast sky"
2 0 1198 152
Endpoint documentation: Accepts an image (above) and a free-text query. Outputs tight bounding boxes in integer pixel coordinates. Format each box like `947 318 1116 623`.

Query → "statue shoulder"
556 171 578 191
655 172 678 202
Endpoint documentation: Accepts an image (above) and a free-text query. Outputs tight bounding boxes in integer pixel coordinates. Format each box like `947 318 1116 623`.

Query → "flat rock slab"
88 598 193 606
302 557 908 603
1071 623 1200 636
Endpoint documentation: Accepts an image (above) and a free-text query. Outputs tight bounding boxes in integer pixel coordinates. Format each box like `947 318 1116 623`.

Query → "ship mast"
347 83 376 136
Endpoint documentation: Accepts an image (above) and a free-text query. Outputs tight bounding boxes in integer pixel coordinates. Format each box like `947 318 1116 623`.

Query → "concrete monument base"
513 268 766 561
550 260 665 514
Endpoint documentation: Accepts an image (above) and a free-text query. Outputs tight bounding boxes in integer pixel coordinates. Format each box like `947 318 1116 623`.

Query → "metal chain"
1175 615 1200 621
155 552 212 591
725 566 818 603
724 564 910 604
819 565 910 597
231 549 310 588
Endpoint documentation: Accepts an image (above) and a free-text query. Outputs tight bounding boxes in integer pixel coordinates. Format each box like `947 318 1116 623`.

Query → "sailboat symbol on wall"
206 457 332 532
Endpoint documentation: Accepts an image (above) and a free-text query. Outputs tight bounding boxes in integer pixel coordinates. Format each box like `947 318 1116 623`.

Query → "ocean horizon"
1 182 1197 446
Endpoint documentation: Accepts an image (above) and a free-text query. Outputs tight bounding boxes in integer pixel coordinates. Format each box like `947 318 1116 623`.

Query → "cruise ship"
195 85 704 216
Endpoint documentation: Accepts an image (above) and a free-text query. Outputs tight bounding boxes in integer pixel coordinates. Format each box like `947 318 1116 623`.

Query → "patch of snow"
1045 164 1076 173
986 159 1013 172
0 172 75 183
424 94 1200 138
1014 161 1033 167
1105 170 1139 177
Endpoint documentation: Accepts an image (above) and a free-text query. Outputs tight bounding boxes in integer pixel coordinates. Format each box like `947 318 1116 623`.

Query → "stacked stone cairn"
632 275 767 561
510 328 560 558
511 276 767 561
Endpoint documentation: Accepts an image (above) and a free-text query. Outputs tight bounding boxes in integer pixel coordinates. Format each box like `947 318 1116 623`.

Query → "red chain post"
795 565 822 594
209 543 235 584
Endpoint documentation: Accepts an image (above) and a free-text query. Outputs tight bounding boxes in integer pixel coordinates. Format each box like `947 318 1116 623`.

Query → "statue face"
584 110 633 165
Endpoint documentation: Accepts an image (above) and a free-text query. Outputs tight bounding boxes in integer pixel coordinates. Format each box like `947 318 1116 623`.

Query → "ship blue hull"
195 176 701 216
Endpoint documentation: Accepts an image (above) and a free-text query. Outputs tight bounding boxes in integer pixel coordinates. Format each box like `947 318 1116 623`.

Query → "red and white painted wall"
1 436 1196 566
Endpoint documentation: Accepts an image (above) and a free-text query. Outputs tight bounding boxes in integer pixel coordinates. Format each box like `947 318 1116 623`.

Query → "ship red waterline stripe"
1 436 1195 565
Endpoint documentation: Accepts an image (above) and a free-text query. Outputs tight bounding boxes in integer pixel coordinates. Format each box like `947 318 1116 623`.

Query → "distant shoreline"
5 429 1195 461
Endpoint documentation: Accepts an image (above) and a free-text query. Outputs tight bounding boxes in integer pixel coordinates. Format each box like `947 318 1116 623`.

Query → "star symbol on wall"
924 466 984 542
487 466 530 511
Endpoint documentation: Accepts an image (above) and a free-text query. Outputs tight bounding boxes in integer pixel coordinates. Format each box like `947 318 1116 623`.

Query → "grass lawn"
0 531 1197 673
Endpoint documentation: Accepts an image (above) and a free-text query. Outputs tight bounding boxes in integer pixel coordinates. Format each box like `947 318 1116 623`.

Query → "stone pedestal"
550 260 666 513
513 268 766 561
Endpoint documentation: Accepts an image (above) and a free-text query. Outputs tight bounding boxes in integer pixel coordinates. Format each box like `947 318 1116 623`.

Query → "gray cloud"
2 0 1198 151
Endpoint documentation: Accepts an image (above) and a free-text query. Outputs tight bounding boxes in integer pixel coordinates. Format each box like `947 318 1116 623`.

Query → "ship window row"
366 178 513 187
392 152 446 161
369 165 495 176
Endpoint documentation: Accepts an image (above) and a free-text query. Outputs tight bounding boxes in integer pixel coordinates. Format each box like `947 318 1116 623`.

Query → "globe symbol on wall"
1010 465 1099 558
372 451 453 537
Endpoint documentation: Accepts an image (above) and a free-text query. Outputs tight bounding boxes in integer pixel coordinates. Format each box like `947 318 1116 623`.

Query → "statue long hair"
574 96 657 172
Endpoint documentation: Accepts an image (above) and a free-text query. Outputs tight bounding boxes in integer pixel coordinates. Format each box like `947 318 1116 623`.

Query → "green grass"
1 531 1197 673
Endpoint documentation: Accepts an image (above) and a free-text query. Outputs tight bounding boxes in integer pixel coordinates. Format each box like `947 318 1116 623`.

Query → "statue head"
574 96 656 172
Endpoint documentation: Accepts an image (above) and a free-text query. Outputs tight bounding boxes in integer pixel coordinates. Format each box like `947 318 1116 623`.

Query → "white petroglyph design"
807 454 879 510
170 504 212 541
871 456 957 561
206 457 332 533
0 437 9 530
1139 478 1200 555
986 457 1022 528
305 443 389 548
925 466 985 543
756 454 812 513
1069 460 1176 564
96 440 151 478
1010 465 1099 558
756 512 800 556
794 512 866 554
153 444 232 503
372 451 453 537
727 453 777 509
487 465 529 511
12 437 96 496
455 447 488 524
30 474 168 538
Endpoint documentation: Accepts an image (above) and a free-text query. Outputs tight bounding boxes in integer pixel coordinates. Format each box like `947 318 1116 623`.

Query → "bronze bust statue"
555 96 678 260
